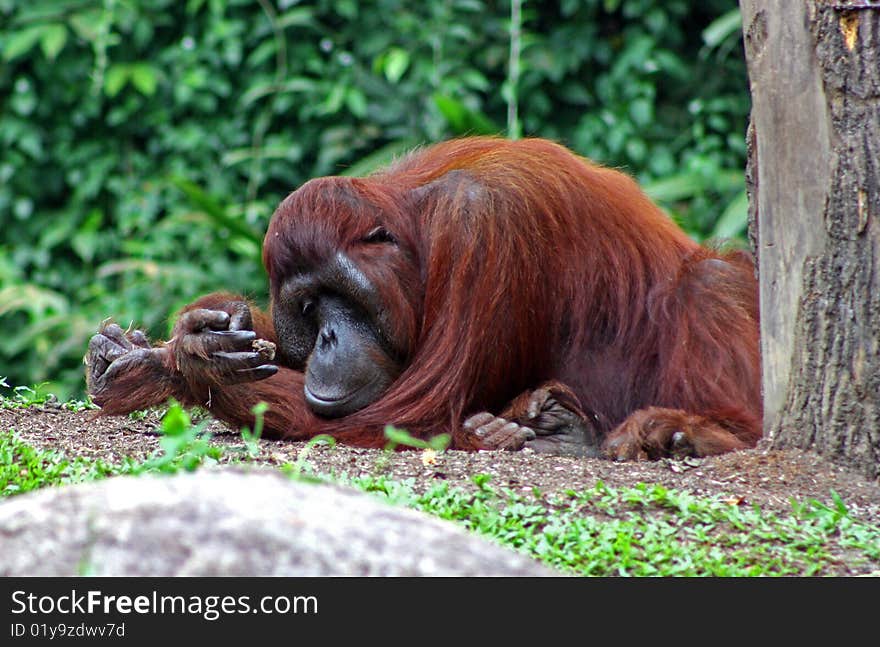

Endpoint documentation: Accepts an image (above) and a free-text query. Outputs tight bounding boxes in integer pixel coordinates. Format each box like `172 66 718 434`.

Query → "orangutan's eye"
362 226 397 245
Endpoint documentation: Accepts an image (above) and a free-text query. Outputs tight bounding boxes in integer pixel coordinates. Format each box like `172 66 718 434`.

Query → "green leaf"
383 47 410 83
629 98 653 127
319 84 346 115
71 231 99 262
277 7 315 28
383 425 431 449
70 209 103 262
710 189 748 239
169 176 263 245
129 63 159 96
240 77 316 106
702 9 742 48
185 0 205 12
159 402 191 437
428 434 451 451
642 173 705 203
104 64 130 98
221 143 304 167
434 94 466 131
345 87 368 118
433 94 498 135
39 24 68 60
2 25 45 61
68 9 104 41
460 69 490 92
625 138 647 163
339 139 418 177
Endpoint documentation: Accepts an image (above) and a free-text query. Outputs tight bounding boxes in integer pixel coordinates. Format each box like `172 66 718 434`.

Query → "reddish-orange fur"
98 137 762 456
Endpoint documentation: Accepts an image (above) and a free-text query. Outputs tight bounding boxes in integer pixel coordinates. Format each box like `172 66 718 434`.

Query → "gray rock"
0 469 557 576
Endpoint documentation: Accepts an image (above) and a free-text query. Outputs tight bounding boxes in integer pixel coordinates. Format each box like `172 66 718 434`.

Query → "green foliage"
141 401 222 472
354 475 880 576
0 0 750 399
0 431 127 496
239 401 269 457
281 433 337 481
383 424 451 451
1 397 875 576
0 400 220 494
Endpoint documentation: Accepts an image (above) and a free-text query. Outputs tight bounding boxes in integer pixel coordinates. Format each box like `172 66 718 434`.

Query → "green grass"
2 394 878 576
350 475 880 576
0 431 132 496
0 378 95 412
0 399 223 497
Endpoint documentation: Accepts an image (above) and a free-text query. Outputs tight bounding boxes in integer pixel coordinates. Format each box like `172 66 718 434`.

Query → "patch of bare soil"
2 405 879 527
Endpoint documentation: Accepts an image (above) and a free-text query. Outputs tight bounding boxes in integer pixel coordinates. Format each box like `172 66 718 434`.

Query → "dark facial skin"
273 252 403 418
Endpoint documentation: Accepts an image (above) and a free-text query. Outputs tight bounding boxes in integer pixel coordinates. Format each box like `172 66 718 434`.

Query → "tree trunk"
740 0 880 480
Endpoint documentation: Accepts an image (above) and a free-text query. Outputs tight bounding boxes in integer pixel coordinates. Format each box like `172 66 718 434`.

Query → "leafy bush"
0 0 749 399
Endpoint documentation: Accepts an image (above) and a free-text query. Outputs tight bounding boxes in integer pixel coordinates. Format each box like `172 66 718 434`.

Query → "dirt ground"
2 404 879 527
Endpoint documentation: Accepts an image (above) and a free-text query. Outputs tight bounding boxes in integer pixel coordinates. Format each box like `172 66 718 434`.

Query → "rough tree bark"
740 0 879 480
